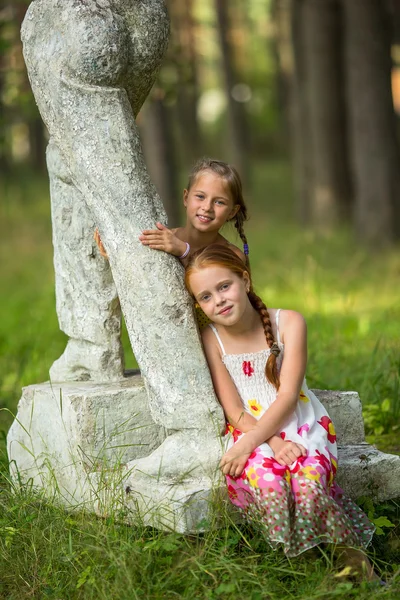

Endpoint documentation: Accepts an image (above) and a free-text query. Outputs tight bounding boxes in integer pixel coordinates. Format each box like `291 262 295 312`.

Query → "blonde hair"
187 158 249 266
185 244 280 389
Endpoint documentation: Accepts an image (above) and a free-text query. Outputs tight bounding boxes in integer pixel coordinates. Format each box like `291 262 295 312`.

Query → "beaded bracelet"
179 242 190 259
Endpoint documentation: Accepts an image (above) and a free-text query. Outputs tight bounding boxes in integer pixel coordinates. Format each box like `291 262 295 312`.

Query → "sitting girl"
185 244 375 573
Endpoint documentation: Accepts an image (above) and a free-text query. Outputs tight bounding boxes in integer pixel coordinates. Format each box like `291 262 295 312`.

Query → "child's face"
189 265 250 327
183 171 239 233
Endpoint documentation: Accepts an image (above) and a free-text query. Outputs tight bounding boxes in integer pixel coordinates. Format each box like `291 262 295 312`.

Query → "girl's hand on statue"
139 223 187 257
274 440 307 466
94 228 108 259
220 442 252 478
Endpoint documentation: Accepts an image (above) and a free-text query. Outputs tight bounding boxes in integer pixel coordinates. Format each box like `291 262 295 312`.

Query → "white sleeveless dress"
210 310 374 556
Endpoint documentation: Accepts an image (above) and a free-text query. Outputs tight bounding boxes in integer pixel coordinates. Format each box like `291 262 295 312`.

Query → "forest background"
0 1 399 598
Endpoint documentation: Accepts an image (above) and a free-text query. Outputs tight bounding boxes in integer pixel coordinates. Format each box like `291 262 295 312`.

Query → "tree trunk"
301 0 351 228
169 0 202 164
139 92 181 227
215 0 250 181
273 0 313 224
343 0 400 243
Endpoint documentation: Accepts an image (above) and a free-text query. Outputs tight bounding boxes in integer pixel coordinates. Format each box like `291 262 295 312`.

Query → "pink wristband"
179 242 190 259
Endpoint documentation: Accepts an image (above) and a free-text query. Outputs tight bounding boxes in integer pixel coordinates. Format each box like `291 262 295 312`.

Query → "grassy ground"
0 164 399 598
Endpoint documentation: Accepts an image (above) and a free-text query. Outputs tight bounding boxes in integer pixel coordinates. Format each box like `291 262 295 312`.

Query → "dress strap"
275 309 281 344
209 324 226 356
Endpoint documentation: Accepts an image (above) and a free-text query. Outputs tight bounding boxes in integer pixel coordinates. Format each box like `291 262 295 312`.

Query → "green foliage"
357 496 396 536
1 164 400 598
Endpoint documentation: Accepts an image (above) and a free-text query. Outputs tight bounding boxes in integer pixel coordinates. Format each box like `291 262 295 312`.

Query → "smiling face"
188 265 251 326
183 170 239 233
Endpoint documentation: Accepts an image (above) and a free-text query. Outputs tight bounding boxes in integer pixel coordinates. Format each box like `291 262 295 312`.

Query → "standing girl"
96 157 249 266
138 157 249 266
185 244 375 568
95 158 250 328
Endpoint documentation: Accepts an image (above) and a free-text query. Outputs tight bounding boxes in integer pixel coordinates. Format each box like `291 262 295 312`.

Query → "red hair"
185 244 280 389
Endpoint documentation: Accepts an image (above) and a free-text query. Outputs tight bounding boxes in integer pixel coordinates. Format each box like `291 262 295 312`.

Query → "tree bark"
215 0 250 181
169 0 202 164
343 0 400 243
273 0 313 224
139 92 181 228
301 0 351 228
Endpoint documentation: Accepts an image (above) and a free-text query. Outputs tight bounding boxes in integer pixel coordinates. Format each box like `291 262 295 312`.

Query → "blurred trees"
275 0 400 243
1 0 399 243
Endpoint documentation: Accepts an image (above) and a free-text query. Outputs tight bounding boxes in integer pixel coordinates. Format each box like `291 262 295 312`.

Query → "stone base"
336 443 400 502
7 378 400 532
7 374 166 507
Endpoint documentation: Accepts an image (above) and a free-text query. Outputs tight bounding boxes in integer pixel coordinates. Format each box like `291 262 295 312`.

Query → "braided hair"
247 291 280 389
185 244 281 390
187 158 250 266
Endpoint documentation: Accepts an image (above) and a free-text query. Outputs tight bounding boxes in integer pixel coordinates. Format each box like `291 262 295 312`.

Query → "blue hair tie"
243 243 249 256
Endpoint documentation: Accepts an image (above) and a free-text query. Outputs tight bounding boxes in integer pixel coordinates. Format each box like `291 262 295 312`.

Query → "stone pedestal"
7 378 400 532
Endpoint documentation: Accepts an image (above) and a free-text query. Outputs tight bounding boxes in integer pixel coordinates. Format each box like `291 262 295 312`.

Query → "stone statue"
8 0 225 529
7 0 400 531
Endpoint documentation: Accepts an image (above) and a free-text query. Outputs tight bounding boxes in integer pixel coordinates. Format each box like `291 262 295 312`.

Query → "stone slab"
7 374 166 505
313 389 366 444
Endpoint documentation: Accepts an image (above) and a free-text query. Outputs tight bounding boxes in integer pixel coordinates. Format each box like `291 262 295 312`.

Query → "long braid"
248 291 280 389
234 212 250 268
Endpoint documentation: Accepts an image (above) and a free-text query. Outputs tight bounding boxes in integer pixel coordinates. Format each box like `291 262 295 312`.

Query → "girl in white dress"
185 244 375 571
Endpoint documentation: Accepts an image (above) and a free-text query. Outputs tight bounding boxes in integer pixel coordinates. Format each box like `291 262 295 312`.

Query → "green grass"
1 164 400 598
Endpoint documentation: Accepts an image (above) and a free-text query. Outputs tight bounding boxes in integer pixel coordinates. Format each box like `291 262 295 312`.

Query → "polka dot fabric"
225 441 374 556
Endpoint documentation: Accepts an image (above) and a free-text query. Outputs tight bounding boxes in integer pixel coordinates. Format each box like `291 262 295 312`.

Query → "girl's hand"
272 439 307 466
220 439 252 478
94 228 108 259
139 223 187 257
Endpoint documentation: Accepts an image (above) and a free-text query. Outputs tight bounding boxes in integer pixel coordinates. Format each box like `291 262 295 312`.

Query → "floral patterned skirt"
226 442 375 557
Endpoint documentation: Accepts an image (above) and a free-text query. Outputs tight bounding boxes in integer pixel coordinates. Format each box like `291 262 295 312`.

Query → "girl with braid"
185 244 375 573
138 157 249 269
97 157 249 267
96 157 249 329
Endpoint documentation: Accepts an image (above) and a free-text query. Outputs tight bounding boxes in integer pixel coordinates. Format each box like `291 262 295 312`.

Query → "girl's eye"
196 194 205 200
220 283 230 291
200 294 211 302
215 200 225 206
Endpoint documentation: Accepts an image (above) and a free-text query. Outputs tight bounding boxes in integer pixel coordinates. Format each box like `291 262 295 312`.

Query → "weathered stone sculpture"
7 0 400 532
8 0 225 530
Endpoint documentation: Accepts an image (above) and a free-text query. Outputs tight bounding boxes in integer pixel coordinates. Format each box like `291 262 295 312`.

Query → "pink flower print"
290 454 306 474
262 456 289 476
318 416 337 443
297 423 310 437
242 360 254 377
314 449 331 472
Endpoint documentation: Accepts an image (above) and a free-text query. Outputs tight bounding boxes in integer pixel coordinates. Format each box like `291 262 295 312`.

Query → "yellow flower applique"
246 466 260 488
299 390 309 403
248 399 262 417
301 465 321 482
